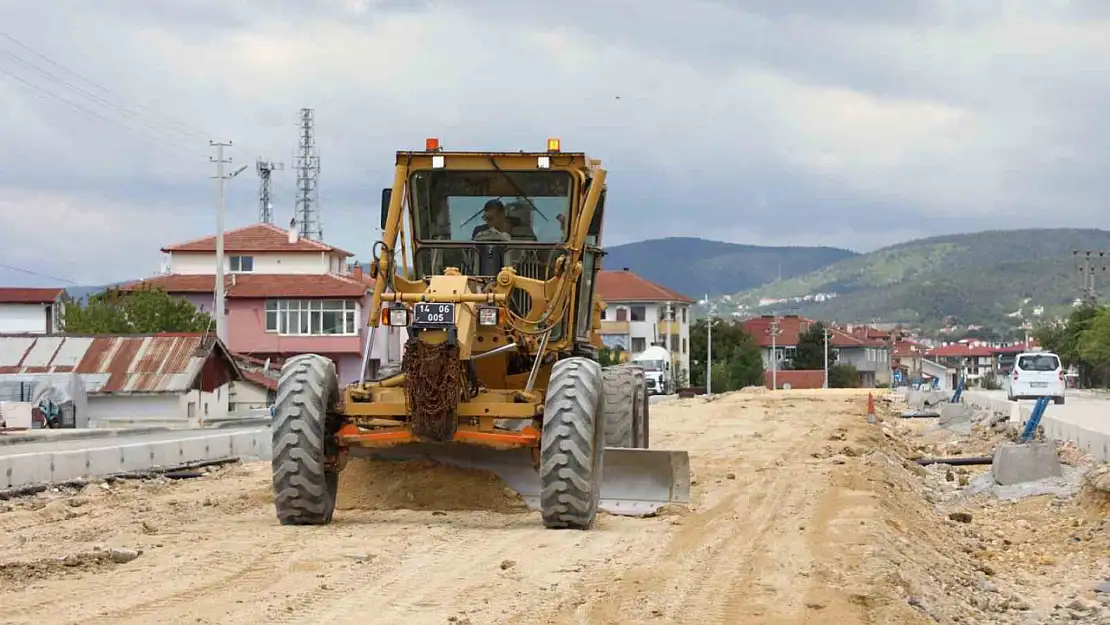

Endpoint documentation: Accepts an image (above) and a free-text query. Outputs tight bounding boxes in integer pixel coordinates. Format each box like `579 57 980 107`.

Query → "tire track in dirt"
89 537 299 624
548 402 850 625
266 514 538 625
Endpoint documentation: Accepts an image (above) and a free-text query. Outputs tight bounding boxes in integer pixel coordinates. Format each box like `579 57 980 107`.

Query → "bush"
828 363 861 388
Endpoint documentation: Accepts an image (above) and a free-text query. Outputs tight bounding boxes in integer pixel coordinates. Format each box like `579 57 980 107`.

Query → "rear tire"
1054 395 1065 405
271 354 341 526
627 365 650 448
539 357 605 530
600 366 634 448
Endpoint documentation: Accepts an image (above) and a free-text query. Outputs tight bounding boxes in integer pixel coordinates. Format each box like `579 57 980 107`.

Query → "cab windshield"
409 169 572 244
637 359 665 371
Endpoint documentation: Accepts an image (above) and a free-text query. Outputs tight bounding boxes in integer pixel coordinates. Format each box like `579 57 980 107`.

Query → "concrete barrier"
0 427 271 491
955 391 1110 463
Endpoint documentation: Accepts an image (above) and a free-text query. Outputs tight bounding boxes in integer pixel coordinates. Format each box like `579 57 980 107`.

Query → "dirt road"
0 390 949 624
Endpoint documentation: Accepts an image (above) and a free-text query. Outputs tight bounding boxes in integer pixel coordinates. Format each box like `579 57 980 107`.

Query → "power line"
0 262 80 285
0 29 211 141
0 65 205 158
0 47 206 147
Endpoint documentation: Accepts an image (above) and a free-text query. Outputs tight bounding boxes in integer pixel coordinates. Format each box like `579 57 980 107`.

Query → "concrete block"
906 390 925 410
992 442 1063 485
924 391 948 407
939 403 974 425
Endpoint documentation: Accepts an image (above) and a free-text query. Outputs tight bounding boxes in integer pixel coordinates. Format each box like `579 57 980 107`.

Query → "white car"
1007 351 1065 405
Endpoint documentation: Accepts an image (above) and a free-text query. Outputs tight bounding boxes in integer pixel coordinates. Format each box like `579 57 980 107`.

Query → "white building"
596 268 694 380
0 333 243 428
0 288 65 334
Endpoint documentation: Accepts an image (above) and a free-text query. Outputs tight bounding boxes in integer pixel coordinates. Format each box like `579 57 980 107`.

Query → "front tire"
271 354 341 526
539 357 605 530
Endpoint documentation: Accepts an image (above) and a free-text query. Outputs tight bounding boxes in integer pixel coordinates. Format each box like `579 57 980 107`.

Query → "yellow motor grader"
270 138 690 529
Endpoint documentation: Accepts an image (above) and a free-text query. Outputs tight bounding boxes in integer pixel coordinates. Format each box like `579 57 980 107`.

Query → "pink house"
122 223 403 385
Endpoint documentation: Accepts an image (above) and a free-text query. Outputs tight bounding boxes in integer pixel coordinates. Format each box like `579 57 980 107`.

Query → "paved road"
975 388 1109 433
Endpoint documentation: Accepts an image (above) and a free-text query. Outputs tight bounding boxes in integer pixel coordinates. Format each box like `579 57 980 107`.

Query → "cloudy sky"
1 0 1108 287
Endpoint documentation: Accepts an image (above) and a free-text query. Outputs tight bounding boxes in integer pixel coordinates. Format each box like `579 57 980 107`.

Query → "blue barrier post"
1019 396 1050 443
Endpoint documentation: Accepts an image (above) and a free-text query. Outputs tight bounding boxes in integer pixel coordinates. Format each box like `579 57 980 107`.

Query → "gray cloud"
0 0 1109 288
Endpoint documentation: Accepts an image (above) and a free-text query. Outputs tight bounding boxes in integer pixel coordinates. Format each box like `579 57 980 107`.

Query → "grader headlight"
477 306 499 326
384 306 410 327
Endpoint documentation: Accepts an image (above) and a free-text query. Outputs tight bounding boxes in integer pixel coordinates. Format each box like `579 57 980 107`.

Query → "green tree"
1035 304 1107 387
64 286 213 334
791 321 831 370
828 363 860 388
598 345 624 367
1078 307 1110 375
688 317 765 391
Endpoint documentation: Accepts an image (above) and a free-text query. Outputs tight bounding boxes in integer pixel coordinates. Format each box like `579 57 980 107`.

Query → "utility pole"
211 141 232 344
705 294 712 397
210 141 249 346
1074 249 1107 305
823 325 831 389
257 159 284 223
767 317 781 390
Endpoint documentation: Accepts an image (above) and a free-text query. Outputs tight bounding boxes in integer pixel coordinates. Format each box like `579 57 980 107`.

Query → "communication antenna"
257 159 284 223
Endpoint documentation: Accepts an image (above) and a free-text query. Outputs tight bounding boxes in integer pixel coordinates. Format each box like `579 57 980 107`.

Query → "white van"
1006 351 1065 404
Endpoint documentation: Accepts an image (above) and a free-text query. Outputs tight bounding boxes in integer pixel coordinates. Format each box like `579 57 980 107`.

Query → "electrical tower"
256 159 284 224
294 108 322 240
1073 249 1107 305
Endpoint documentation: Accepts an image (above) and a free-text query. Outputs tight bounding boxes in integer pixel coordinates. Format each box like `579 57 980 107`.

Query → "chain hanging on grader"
270 138 691 529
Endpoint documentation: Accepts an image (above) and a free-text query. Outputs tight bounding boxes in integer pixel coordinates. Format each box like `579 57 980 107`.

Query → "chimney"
622 267 629 272
353 263 363 280
288 228 298 244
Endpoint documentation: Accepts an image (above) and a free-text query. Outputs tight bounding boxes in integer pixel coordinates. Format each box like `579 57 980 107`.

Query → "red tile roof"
0 287 64 304
120 273 369 299
926 342 996 358
893 339 929 358
0 333 240 393
596 269 694 303
764 369 826 390
742 315 886 348
161 223 353 257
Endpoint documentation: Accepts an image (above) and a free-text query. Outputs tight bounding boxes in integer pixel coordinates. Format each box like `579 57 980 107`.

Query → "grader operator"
270 138 691 529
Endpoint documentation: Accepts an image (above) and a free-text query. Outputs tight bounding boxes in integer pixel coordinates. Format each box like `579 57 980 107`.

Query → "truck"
633 345 675 396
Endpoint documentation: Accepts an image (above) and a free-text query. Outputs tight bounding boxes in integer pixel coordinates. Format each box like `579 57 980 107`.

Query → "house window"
616 307 628 322
265 299 359 335
630 306 646 321
230 255 254 273
600 307 608 320
631 337 647 352
670 335 679 351
682 307 687 323
682 337 687 353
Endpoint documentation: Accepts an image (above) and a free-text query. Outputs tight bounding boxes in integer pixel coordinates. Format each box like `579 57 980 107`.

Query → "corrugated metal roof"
0 334 237 394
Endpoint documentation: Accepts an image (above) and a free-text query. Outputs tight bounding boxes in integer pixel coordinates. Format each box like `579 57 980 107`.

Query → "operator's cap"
483 199 506 212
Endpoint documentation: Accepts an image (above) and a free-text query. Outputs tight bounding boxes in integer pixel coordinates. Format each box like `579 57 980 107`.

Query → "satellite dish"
782 382 792 390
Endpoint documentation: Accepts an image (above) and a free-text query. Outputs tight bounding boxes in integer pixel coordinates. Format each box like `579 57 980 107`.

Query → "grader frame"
270 138 690 529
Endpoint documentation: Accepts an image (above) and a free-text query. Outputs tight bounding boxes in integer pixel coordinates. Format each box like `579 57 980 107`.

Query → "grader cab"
270 138 691 529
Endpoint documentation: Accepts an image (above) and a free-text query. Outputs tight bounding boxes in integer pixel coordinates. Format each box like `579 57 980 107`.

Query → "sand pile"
335 458 529 513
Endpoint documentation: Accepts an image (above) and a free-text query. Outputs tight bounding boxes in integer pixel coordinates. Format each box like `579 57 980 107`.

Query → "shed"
0 333 242 427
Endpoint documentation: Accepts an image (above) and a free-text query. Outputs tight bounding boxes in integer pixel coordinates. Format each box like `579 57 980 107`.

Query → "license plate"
412 302 455 327
1030 382 1048 388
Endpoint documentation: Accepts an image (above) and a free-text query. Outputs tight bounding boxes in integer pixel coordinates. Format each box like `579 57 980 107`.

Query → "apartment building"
123 223 404 385
595 268 694 379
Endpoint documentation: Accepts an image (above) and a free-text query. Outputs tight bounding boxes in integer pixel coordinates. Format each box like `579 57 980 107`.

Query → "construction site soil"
1 389 1108 624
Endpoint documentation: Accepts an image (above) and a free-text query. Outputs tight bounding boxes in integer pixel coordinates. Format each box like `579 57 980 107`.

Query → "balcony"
656 320 681 335
600 320 630 334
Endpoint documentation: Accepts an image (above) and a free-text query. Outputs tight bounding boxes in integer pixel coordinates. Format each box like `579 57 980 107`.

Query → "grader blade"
357 443 691 517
